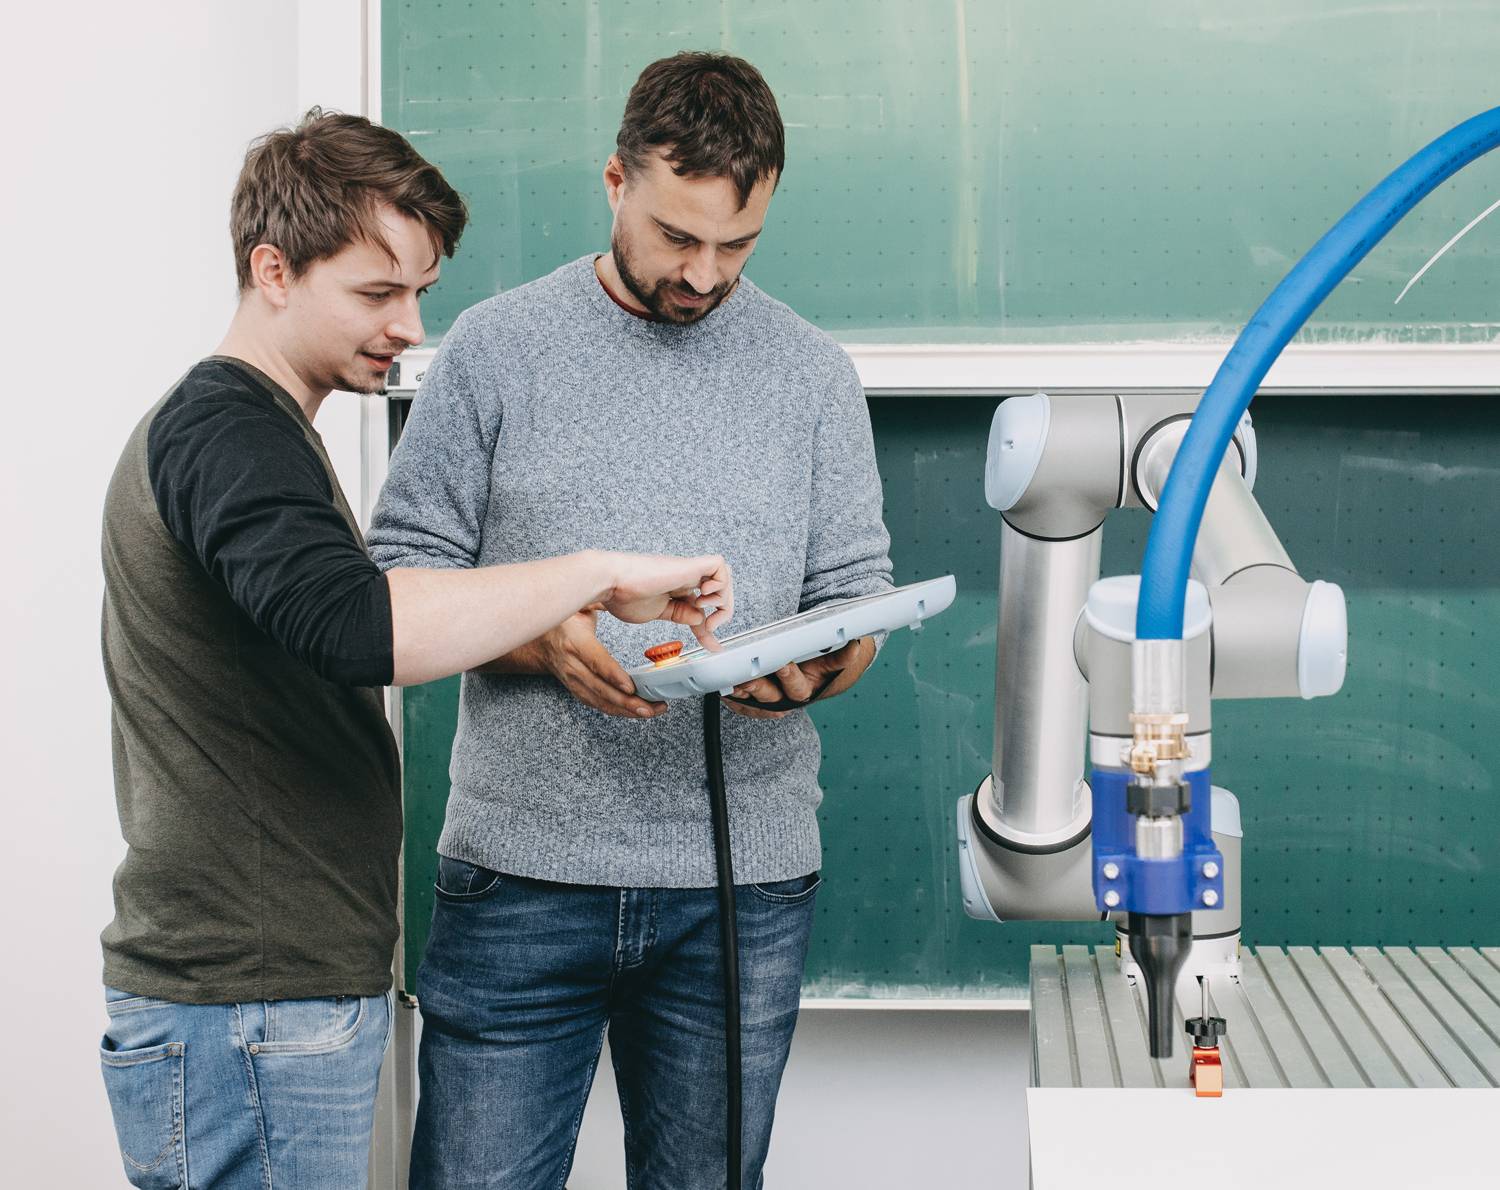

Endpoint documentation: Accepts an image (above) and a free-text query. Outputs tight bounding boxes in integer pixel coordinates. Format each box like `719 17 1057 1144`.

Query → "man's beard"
333 343 408 395
335 371 387 395
612 231 734 325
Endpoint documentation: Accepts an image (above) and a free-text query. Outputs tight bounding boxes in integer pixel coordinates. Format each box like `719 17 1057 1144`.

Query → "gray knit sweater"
368 257 892 887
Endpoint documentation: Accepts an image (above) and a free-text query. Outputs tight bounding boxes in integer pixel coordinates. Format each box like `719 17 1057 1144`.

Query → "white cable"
1394 194 1500 305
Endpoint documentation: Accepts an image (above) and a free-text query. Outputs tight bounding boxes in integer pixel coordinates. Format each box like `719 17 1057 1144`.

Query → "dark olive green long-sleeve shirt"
101 357 401 1003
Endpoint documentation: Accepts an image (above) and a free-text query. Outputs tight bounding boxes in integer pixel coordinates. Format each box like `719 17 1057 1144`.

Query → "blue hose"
1137 105 1500 641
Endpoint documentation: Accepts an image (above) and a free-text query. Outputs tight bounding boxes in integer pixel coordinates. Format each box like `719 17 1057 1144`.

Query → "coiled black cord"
702 691 742 1190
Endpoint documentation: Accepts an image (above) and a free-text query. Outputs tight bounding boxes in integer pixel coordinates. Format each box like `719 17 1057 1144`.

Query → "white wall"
0 1 363 1183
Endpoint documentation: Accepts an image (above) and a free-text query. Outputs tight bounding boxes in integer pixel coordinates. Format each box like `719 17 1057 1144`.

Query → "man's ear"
603 154 627 214
247 244 294 309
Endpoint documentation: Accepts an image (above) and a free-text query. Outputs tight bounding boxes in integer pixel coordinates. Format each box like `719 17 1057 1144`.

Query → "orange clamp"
1189 1046 1223 1097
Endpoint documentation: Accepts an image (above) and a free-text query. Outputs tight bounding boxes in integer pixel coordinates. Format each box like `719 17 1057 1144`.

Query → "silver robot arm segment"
1133 416 1346 702
957 393 1346 927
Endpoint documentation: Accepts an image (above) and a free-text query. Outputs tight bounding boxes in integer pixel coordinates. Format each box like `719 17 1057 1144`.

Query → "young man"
98 109 731 1190
368 54 892 1188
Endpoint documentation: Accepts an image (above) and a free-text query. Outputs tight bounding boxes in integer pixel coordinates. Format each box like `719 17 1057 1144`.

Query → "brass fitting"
1123 711 1190 776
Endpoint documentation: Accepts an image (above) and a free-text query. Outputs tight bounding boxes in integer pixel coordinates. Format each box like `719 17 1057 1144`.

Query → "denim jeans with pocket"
99 985 392 1188
409 856 819 1190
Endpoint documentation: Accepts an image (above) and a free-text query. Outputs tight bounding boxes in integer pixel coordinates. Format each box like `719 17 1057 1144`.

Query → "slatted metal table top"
1030 944 1500 1089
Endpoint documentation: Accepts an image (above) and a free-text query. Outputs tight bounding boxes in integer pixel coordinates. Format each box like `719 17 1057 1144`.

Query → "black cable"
702 691 742 1190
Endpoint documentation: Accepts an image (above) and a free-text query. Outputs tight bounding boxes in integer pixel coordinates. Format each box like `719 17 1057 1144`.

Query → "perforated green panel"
1211 396 1500 948
382 0 1500 344
403 395 1500 996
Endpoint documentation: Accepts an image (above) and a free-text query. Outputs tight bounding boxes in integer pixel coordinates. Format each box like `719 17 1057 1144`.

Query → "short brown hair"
616 52 784 209
230 108 468 290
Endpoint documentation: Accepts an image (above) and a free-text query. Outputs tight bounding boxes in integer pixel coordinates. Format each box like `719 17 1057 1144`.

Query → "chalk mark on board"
1395 195 1500 305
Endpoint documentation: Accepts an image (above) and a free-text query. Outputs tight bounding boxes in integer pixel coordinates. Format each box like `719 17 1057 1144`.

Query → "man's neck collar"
216 313 329 422
593 254 655 320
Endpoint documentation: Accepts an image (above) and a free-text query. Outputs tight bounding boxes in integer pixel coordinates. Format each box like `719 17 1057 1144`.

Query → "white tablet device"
627 575 957 702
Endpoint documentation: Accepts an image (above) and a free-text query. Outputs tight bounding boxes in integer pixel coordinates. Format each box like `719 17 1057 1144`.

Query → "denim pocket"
250 994 366 1055
746 872 822 905
433 854 505 901
99 1040 187 1189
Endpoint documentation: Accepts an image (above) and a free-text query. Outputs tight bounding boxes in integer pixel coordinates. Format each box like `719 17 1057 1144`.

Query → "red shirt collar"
595 262 656 320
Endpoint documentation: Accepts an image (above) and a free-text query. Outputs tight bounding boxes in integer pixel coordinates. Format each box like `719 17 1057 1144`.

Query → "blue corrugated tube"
1138 105 1500 641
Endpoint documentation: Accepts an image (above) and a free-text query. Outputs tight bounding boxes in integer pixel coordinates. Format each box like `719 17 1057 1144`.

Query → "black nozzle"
1128 912 1192 1058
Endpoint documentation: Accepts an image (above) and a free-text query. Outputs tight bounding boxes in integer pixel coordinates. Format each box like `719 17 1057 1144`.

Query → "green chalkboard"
401 395 1500 997
383 0 1500 344
384 0 1500 994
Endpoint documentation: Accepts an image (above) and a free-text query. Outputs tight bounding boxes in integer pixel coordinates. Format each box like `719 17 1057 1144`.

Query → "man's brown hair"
230 108 468 290
616 52 785 209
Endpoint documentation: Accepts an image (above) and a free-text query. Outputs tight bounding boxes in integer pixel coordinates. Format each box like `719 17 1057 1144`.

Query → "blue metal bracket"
1091 767 1223 916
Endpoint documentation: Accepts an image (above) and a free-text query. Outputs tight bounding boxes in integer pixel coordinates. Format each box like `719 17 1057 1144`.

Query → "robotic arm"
963 104 1500 1066
957 392 1348 1056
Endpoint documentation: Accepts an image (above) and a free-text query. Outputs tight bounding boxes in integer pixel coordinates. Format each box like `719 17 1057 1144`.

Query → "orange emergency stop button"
644 641 685 667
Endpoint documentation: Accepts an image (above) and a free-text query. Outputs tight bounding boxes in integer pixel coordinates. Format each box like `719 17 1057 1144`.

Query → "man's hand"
528 609 668 719
726 636 876 720
601 552 733 648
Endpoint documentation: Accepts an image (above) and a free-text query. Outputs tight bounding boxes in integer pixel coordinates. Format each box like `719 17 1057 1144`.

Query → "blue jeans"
99 986 392 1189
410 858 820 1190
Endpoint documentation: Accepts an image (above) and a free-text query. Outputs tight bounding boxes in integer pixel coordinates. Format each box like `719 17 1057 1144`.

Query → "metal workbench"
1030 943 1500 1089
1026 944 1500 1188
